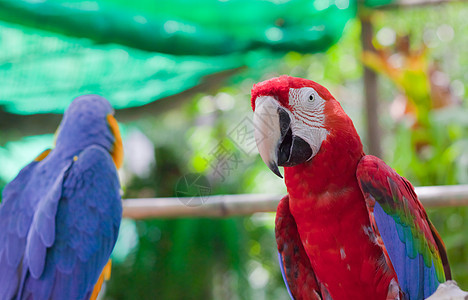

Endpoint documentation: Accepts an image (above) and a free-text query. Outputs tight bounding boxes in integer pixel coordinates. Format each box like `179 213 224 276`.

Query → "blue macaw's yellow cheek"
106 114 123 169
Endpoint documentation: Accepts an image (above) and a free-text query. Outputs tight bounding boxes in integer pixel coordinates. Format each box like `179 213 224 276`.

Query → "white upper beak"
253 96 284 178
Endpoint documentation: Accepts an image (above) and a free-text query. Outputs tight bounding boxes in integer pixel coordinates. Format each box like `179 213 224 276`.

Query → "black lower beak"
276 108 313 168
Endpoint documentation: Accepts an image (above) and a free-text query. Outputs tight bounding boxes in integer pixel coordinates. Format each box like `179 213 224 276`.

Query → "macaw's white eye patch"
288 87 326 123
287 87 329 159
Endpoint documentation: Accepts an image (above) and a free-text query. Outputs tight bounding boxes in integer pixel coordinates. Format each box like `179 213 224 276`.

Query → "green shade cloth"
364 0 394 7
0 0 359 115
0 20 243 114
0 0 356 55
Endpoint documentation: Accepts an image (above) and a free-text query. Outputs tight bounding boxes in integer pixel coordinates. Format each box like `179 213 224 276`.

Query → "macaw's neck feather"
281 100 395 300
55 123 114 159
284 99 365 197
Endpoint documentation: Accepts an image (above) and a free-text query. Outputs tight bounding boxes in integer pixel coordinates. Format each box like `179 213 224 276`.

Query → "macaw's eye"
308 94 315 102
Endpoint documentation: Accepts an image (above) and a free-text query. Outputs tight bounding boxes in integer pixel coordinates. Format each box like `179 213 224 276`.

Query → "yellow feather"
90 260 112 300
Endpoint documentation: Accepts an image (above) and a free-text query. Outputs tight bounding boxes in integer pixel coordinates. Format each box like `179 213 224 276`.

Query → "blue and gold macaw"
0 95 123 300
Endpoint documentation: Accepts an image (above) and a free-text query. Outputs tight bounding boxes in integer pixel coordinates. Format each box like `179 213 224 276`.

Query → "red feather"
276 196 323 300
281 103 397 299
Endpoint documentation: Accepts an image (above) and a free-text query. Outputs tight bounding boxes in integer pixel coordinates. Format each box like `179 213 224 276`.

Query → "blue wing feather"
374 202 428 299
17 145 122 300
0 159 47 300
26 169 69 279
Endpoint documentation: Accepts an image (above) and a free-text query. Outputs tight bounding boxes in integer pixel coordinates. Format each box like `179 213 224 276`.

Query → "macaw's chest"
288 188 396 300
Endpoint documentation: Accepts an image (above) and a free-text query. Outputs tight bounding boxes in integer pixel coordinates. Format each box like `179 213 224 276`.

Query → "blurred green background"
0 0 467 299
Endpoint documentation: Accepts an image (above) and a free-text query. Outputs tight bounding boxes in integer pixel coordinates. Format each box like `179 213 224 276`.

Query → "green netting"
364 0 394 7
0 0 359 115
0 21 245 114
0 0 356 55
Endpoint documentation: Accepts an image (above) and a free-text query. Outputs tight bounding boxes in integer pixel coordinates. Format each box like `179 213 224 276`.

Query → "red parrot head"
251 75 360 178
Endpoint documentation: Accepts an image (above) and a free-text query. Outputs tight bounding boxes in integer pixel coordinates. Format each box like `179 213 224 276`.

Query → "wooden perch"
123 194 280 219
123 184 468 219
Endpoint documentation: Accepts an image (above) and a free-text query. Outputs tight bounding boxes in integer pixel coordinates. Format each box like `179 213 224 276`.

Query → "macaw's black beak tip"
268 161 283 178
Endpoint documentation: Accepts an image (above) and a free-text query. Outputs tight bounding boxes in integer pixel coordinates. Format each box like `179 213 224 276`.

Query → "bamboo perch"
122 184 468 219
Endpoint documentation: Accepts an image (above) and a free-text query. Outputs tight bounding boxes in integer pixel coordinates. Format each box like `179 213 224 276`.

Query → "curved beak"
253 96 285 178
253 96 313 178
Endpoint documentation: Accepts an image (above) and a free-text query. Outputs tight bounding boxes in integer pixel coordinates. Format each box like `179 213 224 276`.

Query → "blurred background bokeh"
0 0 467 299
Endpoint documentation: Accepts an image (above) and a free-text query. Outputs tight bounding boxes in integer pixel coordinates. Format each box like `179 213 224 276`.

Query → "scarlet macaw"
251 76 451 299
0 95 123 299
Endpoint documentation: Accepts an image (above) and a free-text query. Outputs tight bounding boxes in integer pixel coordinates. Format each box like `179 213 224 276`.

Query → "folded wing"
19 145 122 300
276 195 325 300
357 155 450 300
